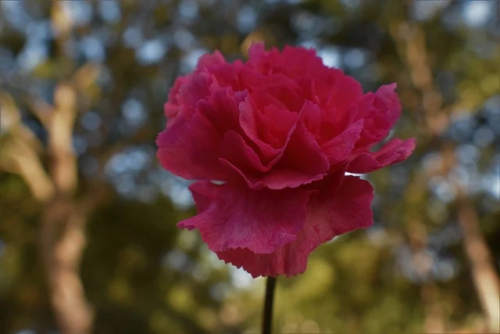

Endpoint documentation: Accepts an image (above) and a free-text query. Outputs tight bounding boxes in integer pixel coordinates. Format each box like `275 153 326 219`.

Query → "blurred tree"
0 0 498 333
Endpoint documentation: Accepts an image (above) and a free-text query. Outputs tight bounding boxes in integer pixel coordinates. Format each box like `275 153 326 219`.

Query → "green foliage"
0 0 498 333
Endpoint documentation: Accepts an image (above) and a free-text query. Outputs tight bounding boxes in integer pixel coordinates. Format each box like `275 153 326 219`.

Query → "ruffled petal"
210 64 242 91
347 138 416 174
239 96 284 160
196 51 226 69
315 70 363 117
321 120 364 166
298 100 323 137
217 176 374 277
198 88 247 134
223 121 329 189
178 181 314 254
219 131 271 173
354 83 402 148
177 72 213 111
281 45 325 77
246 43 281 75
315 73 363 141
247 43 268 64
198 52 243 91
158 87 249 181
187 180 219 215
253 73 304 111
247 43 324 79
156 110 228 180
261 104 298 148
164 75 190 119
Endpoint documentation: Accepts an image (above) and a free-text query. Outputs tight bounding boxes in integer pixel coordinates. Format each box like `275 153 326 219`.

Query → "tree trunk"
457 195 500 333
408 219 445 333
40 197 94 334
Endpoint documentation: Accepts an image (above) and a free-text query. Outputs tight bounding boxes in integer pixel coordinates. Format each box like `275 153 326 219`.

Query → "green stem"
262 276 277 334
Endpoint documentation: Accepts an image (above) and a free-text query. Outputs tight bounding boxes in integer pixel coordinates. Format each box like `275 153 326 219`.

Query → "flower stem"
262 276 276 334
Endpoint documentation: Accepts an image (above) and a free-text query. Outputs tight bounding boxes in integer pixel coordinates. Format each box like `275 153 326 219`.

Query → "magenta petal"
347 138 416 173
164 76 190 119
263 121 329 188
177 72 213 110
281 45 325 76
320 71 363 117
217 176 374 277
216 247 297 279
253 73 304 111
156 110 227 181
186 181 219 218
307 176 374 236
261 104 298 148
199 88 246 134
209 64 242 91
219 131 270 173
239 97 283 159
225 121 329 190
299 100 323 136
196 51 225 69
178 182 314 254
355 83 402 148
247 43 267 62
321 119 364 166
247 43 325 80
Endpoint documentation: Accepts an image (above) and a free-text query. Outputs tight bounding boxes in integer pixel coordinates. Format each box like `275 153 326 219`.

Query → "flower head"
157 44 415 277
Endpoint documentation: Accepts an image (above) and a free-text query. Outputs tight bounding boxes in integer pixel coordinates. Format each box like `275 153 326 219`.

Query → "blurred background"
0 0 499 333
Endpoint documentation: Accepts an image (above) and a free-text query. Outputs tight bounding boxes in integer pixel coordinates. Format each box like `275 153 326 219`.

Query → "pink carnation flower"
157 44 415 277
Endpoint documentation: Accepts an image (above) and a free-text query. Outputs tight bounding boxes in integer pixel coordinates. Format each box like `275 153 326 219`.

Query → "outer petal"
321 119 364 166
314 73 364 142
196 51 226 70
353 83 402 148
210 64 242 91
247 43 268 63
315 70 363 117
178 181 314 254
247 43 324 79
156 110 228 180
187 180 220 214
217 176 374 277
158 86 248 181
164 75 190 119
197 52 243 91
347 138 416 174
246 43 280 75
177 71 213 111
281 45 325 77
198 88 247 134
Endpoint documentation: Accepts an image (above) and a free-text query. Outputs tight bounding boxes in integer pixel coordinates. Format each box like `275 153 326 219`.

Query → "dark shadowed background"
0 0 499 333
